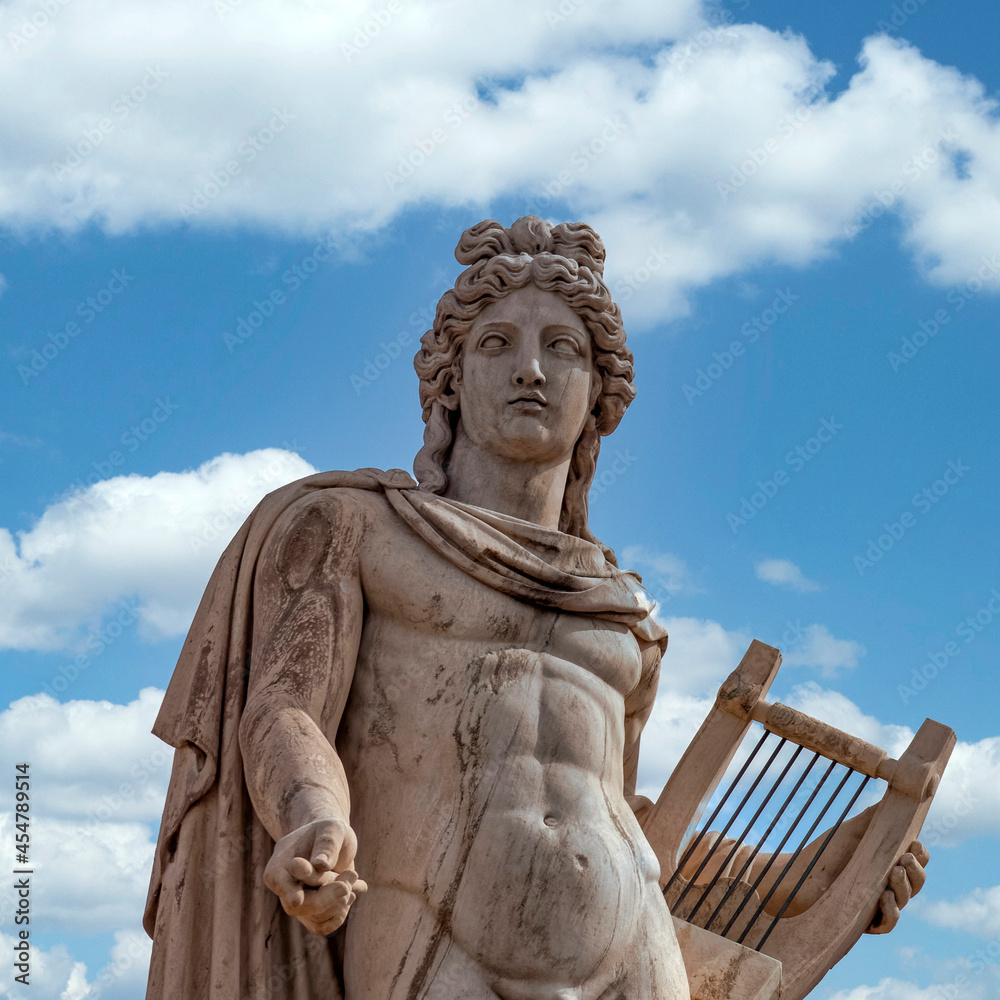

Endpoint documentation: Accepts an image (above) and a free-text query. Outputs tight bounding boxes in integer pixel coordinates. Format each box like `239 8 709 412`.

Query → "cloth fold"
144 468 666 999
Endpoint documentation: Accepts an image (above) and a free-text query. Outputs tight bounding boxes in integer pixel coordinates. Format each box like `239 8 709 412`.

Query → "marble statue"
144 217 927 1000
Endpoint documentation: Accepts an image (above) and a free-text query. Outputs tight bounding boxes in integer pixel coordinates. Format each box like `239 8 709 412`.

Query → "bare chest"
357 510 643 698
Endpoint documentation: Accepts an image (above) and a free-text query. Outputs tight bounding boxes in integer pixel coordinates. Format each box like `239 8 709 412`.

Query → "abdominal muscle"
447 773 658 984
346 644 661 987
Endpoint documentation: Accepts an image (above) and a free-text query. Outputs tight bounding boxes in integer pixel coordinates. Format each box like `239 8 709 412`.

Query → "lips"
510 392 547 406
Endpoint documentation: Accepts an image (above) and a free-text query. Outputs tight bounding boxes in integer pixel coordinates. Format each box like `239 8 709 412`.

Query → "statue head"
413 216 636 555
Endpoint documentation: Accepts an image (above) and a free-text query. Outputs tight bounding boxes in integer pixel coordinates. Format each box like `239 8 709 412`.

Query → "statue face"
456 284 597 465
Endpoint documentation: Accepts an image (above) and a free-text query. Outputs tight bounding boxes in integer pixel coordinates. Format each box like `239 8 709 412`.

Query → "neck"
442 425 572 529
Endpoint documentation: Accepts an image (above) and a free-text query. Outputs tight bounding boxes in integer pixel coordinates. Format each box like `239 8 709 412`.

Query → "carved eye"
478 333 508 350
549 335 582 356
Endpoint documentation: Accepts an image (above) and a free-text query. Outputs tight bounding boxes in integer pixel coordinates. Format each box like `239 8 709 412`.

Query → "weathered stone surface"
672 917 781 1000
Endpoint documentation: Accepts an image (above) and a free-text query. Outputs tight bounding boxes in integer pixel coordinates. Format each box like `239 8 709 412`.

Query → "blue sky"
1 0 999 997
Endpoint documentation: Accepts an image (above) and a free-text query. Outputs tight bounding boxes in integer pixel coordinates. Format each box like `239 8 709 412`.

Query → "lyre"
642 639 955 1000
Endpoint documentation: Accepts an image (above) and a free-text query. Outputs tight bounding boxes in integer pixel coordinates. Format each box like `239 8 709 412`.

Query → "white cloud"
635 616 749 796
0 932 84 1000
755 557 820 592
0 690 167 933
0 273 7 298
922 884 1000 940
635 689 715 802
782 623 865 676
87 929 153 1000
824 977 995 1000
638 649 1000 849
622 546 705 597
0 5 997 323
0 448 316 652
784 682 1000 848
0 689 168 823
656 615 750 696
0 690 165 999
0 928 151 1000
782 682 911 750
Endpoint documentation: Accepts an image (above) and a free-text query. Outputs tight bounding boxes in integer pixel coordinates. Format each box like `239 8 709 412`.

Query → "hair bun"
455 216 606 277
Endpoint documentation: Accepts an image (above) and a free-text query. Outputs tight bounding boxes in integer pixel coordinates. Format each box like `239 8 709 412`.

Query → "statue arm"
623 640 662 827
687 810 928 932
239 490 368 934
745 807 928 929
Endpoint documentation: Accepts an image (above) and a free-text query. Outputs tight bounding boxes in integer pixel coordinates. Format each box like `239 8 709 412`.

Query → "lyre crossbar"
642 640 955 1000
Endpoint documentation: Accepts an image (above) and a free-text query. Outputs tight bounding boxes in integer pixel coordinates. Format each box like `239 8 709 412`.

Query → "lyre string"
753 773 873 951
662 728 772 900
737 768 871 949
671 735 788 913
719 754 838 939
735 764 855 945
685 743 806 925
701 749 823 933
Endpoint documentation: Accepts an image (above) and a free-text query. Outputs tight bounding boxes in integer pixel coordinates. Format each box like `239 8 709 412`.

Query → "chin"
490 433 574 465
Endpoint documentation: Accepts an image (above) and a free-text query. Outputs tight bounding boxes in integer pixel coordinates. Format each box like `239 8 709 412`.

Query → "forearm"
748 806 873 916
240 699 351 841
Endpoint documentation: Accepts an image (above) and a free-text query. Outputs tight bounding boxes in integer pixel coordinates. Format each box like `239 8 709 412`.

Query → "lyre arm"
745 699 939 798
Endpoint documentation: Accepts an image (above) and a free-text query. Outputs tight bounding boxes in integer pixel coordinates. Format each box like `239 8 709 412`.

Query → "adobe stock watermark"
844 127 957 241
350 291 446 394
87 936 152 997
41 598 140 698
659 11 740 77
340 0 402 61
15 268 134 385
924 932 1000 1000
716 82 824 201
853 458 970 575
726 417 843 534
922 789 977 848
589 448 638 506
64 397 180 491
79 745 171 832
180 108 296 220
189 444 304 554
887 255 1000 372
522 117 628 217
898 588 1000 703
545 0 590 27
6 0 73 55
876 0 934 34
224 232 344 353
613 246 671 304
384 96 480 192
51 67 169 177
683 288 798 403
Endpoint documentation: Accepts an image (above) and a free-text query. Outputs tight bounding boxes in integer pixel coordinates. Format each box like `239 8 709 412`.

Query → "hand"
865 840 928 935
264 818 368 935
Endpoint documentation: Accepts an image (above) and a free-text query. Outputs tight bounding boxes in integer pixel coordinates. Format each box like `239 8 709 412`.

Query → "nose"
513 356 546 387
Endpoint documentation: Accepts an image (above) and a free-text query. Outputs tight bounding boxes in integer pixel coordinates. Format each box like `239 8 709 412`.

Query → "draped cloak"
143 468 668 999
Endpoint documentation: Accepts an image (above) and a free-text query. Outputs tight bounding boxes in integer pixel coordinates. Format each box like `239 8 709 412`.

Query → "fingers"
264 857 308 910
347 875 368 896
909 840 930 868
889 865 912 909
867 888 900 935
293 879 359 936
900 853 927 897
264 820 364 932
311 821 357 874
289 856 338 889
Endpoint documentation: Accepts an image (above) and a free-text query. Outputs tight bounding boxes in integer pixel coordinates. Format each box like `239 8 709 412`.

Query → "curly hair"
412 215 636 557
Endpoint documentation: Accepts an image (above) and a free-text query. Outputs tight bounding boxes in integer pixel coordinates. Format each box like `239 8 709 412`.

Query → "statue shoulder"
259 485 394 582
